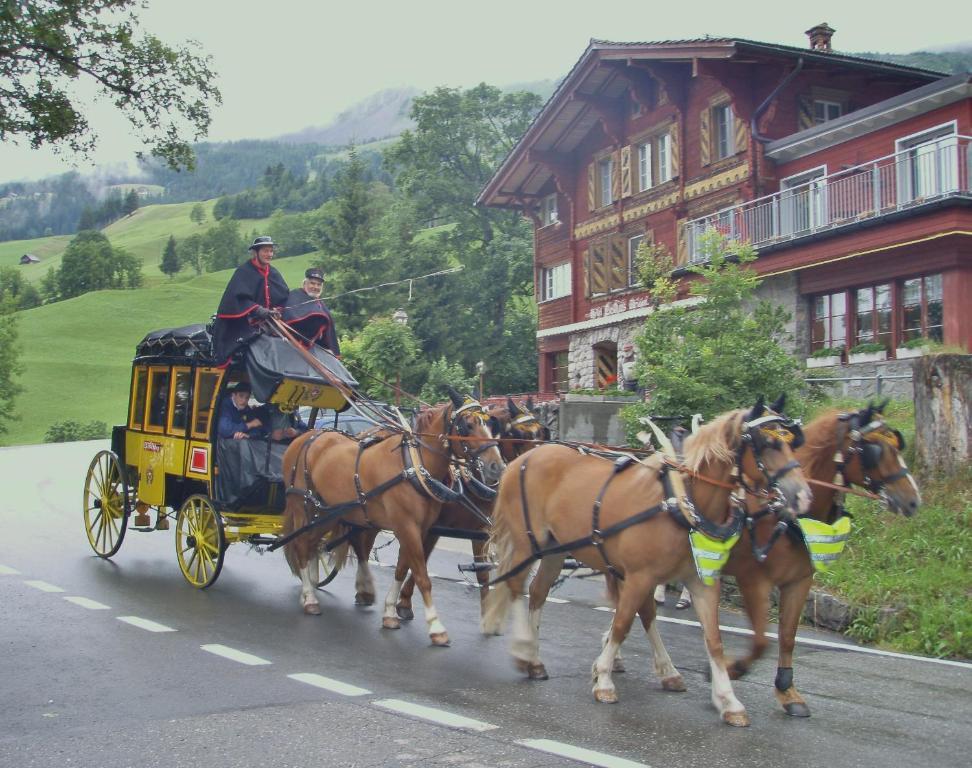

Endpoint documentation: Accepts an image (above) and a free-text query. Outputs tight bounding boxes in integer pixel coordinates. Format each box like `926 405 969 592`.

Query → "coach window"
129 367 148 429
168 367 191 436
145 367 171 433
192 368 223 439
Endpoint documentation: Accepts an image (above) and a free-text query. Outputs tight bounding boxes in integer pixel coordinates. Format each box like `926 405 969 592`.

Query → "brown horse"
395 397 549 620
725 401 921 716
481 399 811 726
280 392 504 646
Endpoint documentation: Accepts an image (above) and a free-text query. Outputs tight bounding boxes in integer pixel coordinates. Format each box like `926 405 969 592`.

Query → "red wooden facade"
479 36 972 393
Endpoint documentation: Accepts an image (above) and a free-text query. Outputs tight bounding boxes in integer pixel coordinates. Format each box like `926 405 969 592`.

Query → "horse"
280 390 505 646
395 397 550 621
481 398 811 726
724 400 922 717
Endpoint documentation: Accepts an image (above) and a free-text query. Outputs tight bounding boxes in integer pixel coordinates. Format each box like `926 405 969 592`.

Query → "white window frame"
895 120 958 203
627 234 646 288
813 99 842 125
713 103 735 160
597 156 614 208
637 142 652 192
657 132 671 183
540 262 571 302
780 165 827 235
539 193 558 227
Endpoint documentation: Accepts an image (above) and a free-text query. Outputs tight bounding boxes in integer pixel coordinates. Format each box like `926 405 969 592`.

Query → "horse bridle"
840 414 911 495
735 413 805 501
443 399 501 477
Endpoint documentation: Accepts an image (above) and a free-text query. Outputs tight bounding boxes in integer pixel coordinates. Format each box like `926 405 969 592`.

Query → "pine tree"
160 235 180 278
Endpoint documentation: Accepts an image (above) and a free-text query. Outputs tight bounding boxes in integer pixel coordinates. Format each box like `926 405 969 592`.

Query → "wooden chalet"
479 27 972 393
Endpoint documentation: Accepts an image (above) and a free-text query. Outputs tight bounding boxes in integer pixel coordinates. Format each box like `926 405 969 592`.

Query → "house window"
811 292 847 352
627 234 646 288
813 100 842 124
539 193 558 227
896 122 958 202
587 236 629 296
713 103 735 160
550 351 569 393
637 133 672 192
597 156 614 207
901 274 943 343
540 262 571 302
780 166 827 235
855 284 893 350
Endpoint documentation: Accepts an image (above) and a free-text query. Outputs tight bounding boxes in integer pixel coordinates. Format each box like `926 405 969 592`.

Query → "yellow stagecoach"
82 324 358 588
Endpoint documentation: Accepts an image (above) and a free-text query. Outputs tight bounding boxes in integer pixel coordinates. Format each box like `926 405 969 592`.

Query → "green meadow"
5 250 320 446
2 199 272 288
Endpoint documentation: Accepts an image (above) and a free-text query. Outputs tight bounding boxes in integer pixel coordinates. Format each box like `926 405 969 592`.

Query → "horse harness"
489 414 798 587
269 402 496 551
744 412 910 566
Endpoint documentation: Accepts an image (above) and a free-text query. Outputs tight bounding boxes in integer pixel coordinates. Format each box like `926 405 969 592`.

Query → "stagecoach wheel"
315 532 341 589
83 450 130 558
175 495 225 589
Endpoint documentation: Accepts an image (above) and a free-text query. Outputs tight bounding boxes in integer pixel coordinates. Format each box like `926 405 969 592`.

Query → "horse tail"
605 572 620 608
481 456 527 635
282 433 316 575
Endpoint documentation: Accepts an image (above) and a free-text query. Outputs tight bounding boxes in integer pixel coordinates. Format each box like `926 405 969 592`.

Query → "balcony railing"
684 135 972 264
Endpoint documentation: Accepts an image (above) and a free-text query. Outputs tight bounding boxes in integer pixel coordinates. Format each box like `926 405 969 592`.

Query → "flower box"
806 355 841 369
895 346 927 359
848 350 887 364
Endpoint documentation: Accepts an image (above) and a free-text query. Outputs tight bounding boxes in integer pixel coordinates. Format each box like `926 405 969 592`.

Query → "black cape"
212 258 289 364
282 288 340 356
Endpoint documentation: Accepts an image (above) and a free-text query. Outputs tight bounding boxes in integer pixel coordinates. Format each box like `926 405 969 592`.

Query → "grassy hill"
2 199 272 289
4 252 320 446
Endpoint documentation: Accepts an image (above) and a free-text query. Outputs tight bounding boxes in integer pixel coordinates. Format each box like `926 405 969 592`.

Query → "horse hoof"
430 632 450 647
722 710 751 727
783 702 811 718
661 675 687 692
528 662 548 681
302 602 321 616
593 688 619 704
355 592 375 606
396 605 414 621
612 658 626 673
480 620 502 636
728 659 748 680
382 616 401 630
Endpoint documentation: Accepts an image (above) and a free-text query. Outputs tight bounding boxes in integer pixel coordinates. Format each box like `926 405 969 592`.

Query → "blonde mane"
414 403 450 436
682 408 747 472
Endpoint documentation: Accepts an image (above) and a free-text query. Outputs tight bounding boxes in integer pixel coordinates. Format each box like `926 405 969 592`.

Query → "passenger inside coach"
217 380 267 440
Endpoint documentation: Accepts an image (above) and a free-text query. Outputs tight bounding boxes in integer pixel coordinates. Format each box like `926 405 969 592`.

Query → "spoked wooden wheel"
175 495 225 589
83 450 130 558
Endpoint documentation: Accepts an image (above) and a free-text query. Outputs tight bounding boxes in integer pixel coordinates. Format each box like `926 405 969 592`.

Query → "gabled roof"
478 38 946 209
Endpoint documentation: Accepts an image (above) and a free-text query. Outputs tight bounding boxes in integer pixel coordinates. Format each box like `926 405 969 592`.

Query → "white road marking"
517 738 651 767
373 699 497 731
117 616 176 632
23 580 64 593
200 644 271 666
64 596 110 610
593 607 972 670
287 673 371 696
0 564 20 575
545 596 570 604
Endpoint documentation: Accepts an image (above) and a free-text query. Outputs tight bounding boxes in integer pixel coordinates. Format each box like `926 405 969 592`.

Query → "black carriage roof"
134 325 357 396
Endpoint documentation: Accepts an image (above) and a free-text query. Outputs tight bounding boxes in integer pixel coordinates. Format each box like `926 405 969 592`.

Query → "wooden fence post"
913 354 972 473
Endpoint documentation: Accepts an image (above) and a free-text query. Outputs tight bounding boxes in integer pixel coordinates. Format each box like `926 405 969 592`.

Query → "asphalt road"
1 440 970 768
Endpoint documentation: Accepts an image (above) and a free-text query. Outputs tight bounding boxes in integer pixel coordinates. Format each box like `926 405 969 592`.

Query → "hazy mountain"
275 87 421 146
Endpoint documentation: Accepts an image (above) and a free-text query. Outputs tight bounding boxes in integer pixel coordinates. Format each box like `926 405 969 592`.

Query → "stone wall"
806 358 915 400
754 272 809 355
567 320 644 390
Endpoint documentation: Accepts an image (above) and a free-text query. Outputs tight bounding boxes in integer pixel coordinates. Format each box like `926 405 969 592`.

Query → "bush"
903 337 942 350
44 420 108 443
849 342 887 355
811 346 844 358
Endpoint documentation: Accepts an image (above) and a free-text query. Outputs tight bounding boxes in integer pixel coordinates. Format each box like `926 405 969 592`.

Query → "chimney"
805 23 836 52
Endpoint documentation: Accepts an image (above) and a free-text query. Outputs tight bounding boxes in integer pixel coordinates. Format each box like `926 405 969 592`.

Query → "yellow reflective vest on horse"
796 516 851 572
689 529 741 586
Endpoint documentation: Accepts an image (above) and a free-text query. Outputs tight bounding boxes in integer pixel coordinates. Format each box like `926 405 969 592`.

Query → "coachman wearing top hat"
282 266 341 356
212 236 290 364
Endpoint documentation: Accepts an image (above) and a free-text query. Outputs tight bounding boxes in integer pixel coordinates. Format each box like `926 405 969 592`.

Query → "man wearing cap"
217 381 267 440
211 236 290 364
281 266 340 356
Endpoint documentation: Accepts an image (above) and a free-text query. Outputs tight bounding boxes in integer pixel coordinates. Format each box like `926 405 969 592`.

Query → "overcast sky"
1 0 968 183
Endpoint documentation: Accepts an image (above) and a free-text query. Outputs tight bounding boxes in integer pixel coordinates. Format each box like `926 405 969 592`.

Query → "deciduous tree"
0 0 221 169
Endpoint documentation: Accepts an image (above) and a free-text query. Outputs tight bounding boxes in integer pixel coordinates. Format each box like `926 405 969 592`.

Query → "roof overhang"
478 38 944 210
766 74 972 163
